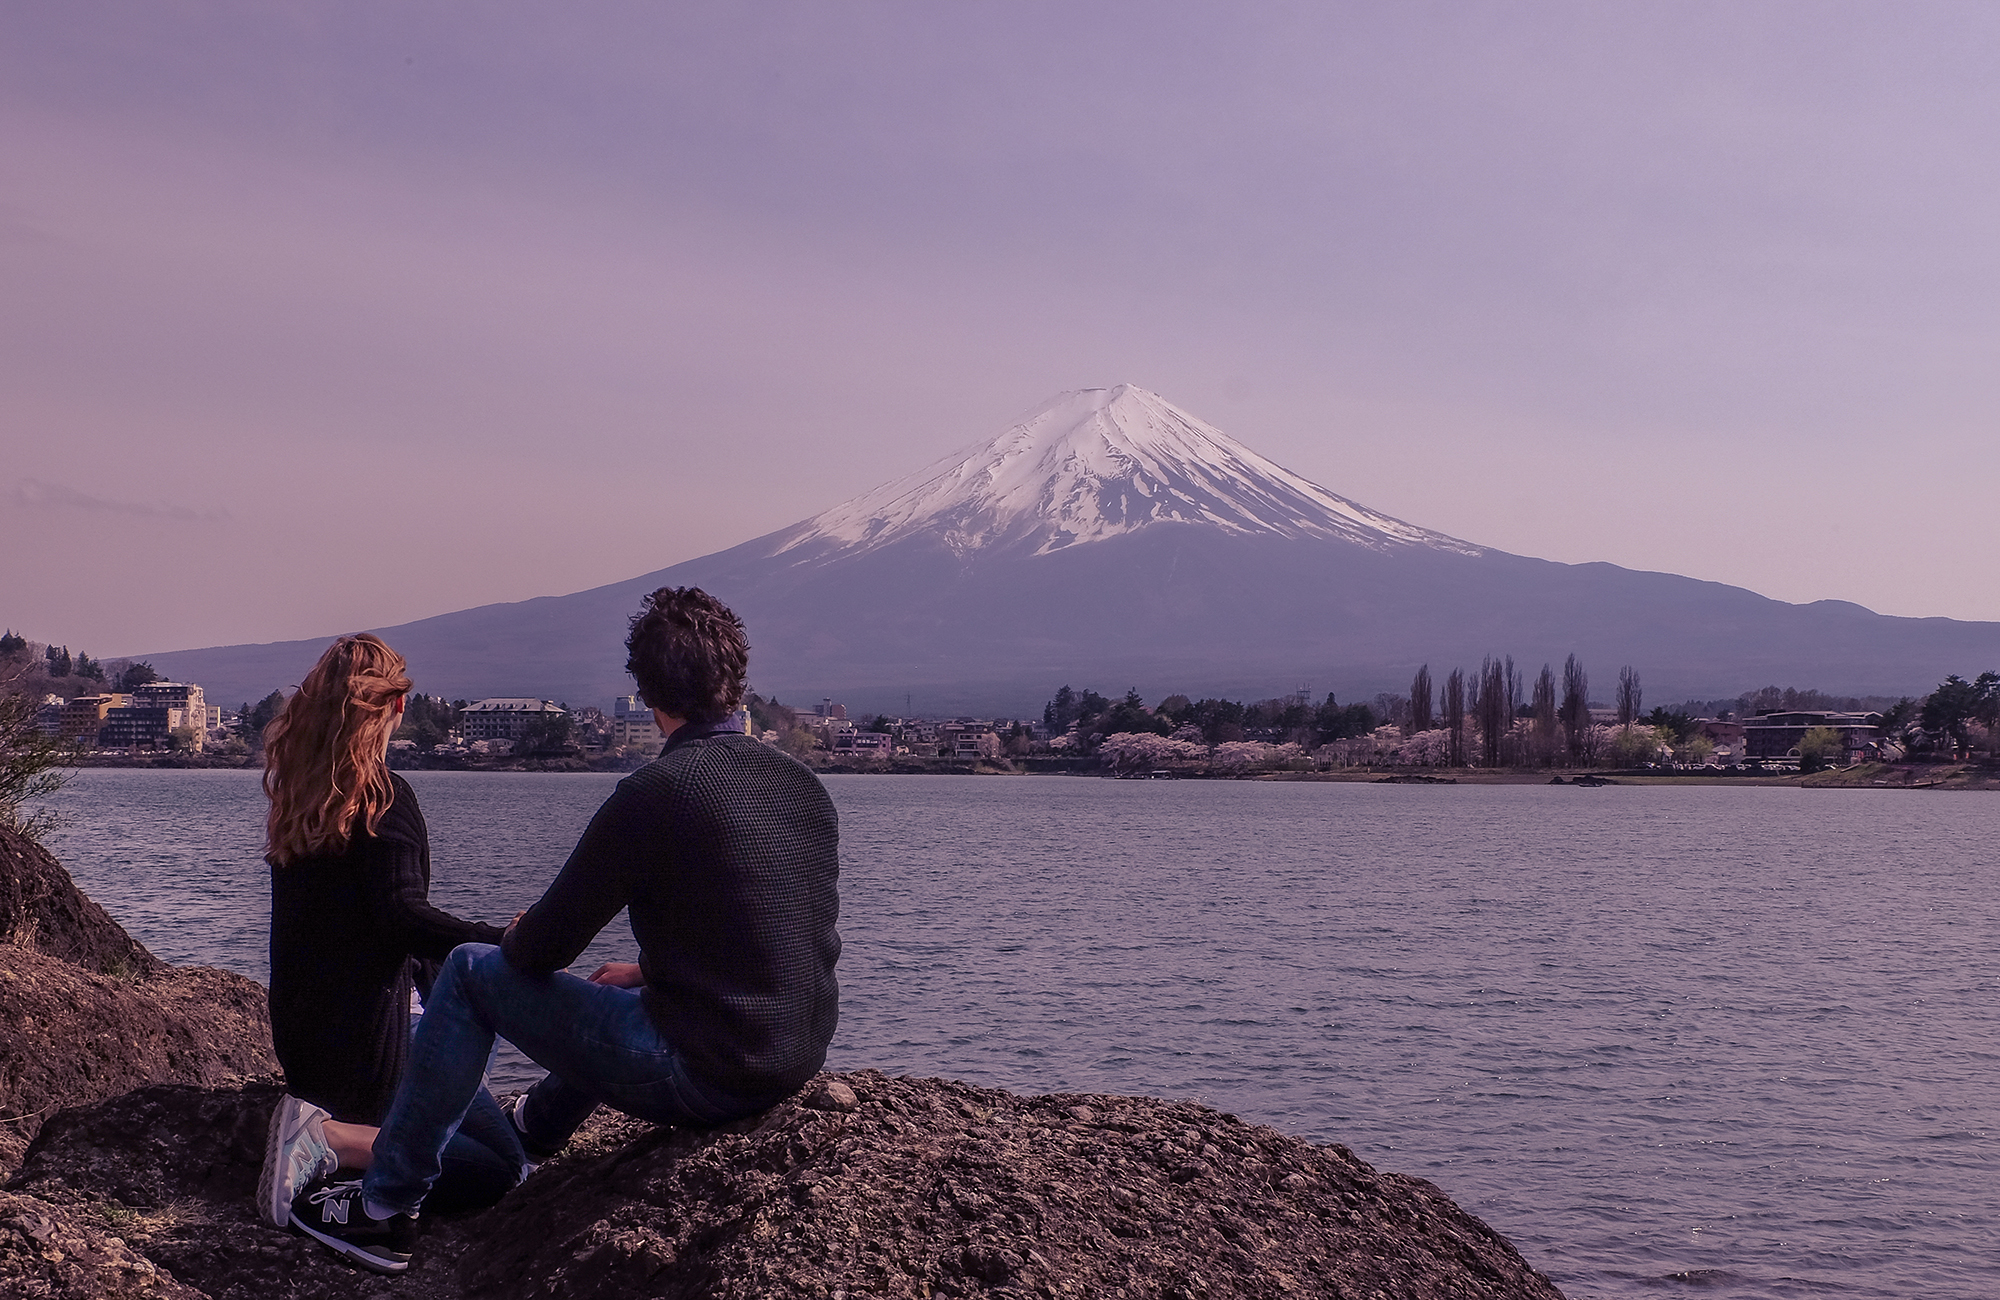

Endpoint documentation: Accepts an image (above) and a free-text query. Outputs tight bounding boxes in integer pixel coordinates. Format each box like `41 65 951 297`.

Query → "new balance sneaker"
500 1092 564 1165
258 1094 337 1228
289 1176 418 1274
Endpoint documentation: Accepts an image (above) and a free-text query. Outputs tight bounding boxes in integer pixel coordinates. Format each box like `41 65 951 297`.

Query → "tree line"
1042 656 2000 770
0 629 165 697
1043 685 1377 752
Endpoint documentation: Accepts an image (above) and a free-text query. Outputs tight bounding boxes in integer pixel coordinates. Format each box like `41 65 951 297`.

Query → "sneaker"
258 1094 337 1228
500 1093 564 1165
289 1176 418 1274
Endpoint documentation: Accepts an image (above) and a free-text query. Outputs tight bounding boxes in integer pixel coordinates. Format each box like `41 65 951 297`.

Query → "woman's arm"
365 802 507 959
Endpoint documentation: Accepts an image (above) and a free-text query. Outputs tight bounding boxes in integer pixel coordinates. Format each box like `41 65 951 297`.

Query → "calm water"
42 770 2000 1299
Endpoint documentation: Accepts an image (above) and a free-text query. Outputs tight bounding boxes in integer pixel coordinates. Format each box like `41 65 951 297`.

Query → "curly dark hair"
625 587 749 724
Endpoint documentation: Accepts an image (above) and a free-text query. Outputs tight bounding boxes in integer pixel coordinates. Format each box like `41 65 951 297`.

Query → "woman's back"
269 773 501 1123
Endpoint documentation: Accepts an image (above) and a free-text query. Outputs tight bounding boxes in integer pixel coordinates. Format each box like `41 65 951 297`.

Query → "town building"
1740 710 1880 763
941 722 998 759
58 694 127 744
98 706 189 750
132 681 206 724
831 730 893 756
610 695 663 755
1696 717 1747 765
460 698 569 745
94 681 208 751
33 695 64 736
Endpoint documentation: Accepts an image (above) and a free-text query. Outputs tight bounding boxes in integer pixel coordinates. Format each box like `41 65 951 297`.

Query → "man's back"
503 730 841 1100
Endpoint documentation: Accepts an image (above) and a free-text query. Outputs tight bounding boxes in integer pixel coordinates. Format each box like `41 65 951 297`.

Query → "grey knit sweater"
501 726 841 1100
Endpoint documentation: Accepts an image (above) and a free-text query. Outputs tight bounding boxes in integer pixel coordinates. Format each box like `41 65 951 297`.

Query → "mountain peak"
770 385 1482 564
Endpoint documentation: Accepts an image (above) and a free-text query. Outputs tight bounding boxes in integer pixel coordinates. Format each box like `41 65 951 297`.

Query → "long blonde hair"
263 634 411 866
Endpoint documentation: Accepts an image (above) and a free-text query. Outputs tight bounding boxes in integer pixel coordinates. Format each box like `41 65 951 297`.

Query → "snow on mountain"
770 384 1483 564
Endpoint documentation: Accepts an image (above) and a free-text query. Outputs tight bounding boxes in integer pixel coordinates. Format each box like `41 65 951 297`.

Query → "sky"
5 2 1998 659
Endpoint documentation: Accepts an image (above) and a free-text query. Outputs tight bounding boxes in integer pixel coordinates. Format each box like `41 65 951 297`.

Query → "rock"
12 1073 1570 1299
0 1188 204 1299
0 827 162 979
804 1079 858 1112
0 829 279 1174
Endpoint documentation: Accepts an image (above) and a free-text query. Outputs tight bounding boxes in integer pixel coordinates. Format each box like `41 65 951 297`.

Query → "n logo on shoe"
323 1200 349 1225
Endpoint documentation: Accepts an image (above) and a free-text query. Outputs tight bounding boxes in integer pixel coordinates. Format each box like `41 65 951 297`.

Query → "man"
285 587 841 1273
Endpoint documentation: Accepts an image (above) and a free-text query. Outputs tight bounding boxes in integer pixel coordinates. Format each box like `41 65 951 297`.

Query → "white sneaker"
259 1094 337 1227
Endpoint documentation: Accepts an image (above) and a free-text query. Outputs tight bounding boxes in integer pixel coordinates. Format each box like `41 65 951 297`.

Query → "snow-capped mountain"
144 386 2000 715
769 385 1481 564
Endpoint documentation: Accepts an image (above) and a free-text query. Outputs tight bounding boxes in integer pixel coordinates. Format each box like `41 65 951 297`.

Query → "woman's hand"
587 961 645 988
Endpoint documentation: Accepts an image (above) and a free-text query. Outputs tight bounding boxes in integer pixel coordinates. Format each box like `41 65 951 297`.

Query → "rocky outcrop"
0 827 278 1172
0 831 1569 1298
0 826 162 979
8 1075 1568 1299
0 1189 203 1299
462 1071 1567 1300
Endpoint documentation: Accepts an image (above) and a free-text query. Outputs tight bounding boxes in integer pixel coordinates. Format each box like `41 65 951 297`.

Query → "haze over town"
5 4 2000 659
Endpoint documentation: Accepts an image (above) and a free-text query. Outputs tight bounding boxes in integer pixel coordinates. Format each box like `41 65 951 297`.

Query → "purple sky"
5 3 1998 659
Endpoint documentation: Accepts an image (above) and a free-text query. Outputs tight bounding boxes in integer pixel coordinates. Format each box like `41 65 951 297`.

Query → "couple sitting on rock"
257 588 842 1273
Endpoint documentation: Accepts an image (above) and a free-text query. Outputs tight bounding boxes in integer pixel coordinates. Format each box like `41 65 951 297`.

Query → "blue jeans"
364 943 766 1214
429 1087 527 1212
407 1010 530 1213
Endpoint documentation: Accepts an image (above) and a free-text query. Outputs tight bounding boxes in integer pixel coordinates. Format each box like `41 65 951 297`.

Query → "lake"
41 769 2000 1299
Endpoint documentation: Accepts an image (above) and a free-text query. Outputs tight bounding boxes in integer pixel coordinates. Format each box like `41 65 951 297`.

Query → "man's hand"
587 962 645 988
504 909 527 935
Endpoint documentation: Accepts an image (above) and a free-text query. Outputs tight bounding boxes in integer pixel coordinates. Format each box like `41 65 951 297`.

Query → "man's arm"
501 782 655 973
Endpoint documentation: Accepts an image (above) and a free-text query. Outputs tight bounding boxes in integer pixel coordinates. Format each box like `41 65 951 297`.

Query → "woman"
257 633 526 1231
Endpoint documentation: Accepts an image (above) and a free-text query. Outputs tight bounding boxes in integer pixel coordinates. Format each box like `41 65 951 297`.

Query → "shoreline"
59 752 2000 789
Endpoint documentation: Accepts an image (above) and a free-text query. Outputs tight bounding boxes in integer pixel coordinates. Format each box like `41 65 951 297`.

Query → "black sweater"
268 773 505 1124
502 728 841 1101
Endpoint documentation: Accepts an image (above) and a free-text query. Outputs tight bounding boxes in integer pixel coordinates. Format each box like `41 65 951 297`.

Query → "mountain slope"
142 387 1999 714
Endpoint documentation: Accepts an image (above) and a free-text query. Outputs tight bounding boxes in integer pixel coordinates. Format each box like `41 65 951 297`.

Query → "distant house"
1697 717 1747 765
941 722 997 759
1741 710 1880 763
461 698 568 745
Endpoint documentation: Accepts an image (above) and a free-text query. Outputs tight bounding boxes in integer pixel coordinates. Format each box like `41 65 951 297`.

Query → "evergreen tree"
1313 693 1374 743
244 690 287 743
1042 685 1079 733
1921 673 1998 756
